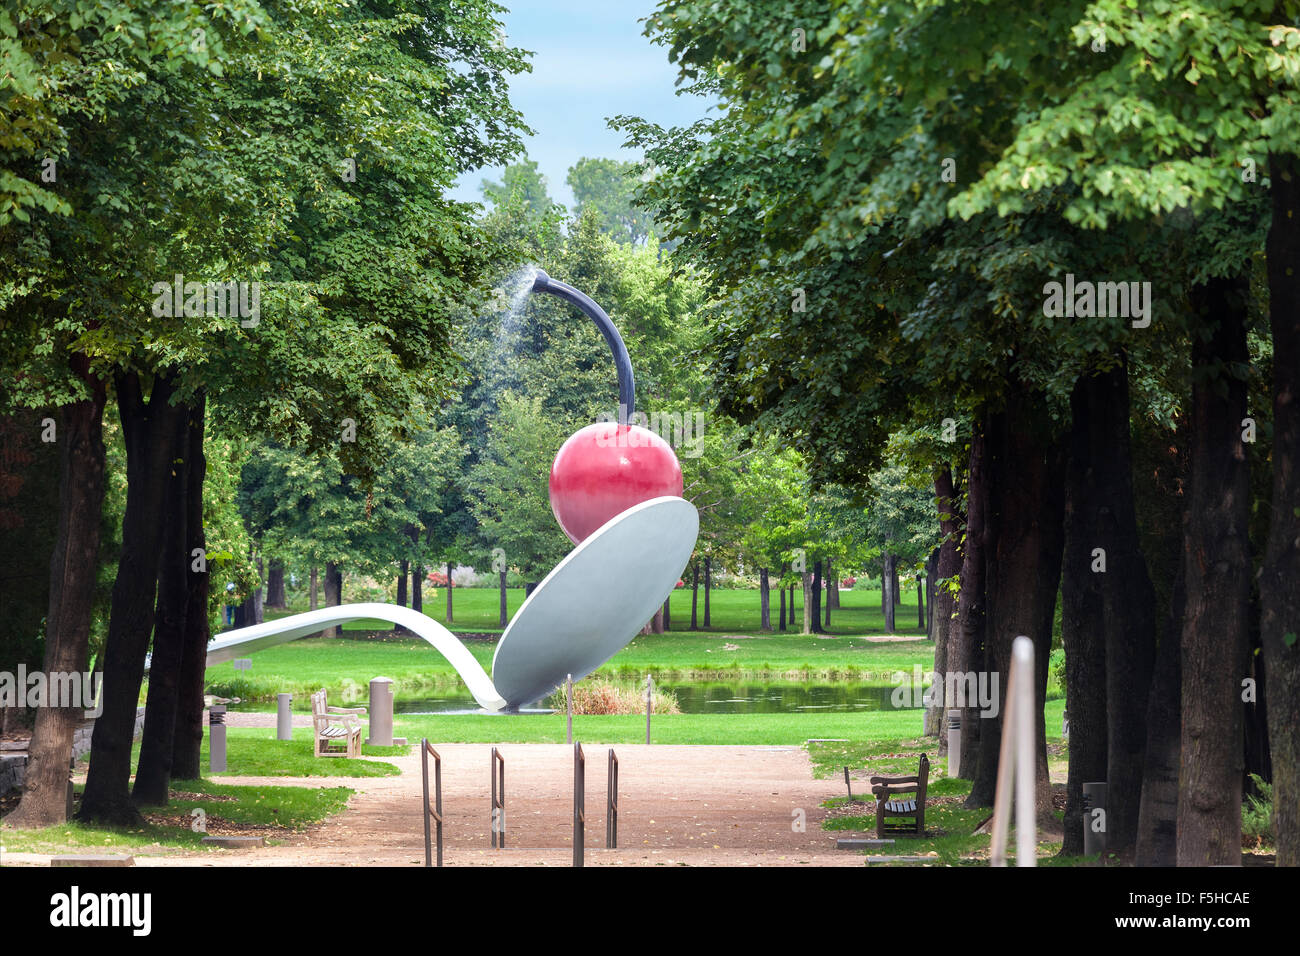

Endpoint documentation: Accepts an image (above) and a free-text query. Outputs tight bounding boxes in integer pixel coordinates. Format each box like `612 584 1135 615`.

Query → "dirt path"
127 744 862 867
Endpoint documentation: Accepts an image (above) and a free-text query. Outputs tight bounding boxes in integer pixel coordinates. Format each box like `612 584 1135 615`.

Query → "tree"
468 393 570 582
567 157 655 246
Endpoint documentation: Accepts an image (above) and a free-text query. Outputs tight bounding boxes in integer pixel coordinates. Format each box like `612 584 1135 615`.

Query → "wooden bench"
870 754 930 838
311 690 365 758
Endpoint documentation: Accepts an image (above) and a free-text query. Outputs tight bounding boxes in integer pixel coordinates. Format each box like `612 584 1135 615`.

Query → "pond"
377 681 925 715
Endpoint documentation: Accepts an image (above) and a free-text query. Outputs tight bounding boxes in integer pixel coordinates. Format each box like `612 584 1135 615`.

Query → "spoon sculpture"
205 271 699 710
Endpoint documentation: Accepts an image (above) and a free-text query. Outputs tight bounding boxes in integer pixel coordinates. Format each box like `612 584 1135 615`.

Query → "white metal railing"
990 635 1037 866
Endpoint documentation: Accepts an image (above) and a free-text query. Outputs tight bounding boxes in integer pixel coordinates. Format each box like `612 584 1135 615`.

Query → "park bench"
870 754 930 839
311 690 365 758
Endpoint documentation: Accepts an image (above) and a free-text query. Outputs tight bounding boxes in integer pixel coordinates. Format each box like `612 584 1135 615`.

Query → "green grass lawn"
807 699 1069 865
0 778 352 855
397 707 928 745
128 728 408 779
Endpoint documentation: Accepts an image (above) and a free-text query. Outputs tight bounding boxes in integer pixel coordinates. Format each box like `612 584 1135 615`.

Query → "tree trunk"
133 398 194 806
811 560 823 633
397 560 408 607
801 571 812 635
826 560 839 609
953 423 987 782
9 367 106 828
882 554 896 633
759 568 771 631
499 570 508 627
1136 569 1185 866
171 395 210 781
704 556 712 627
322 561 342 638
309 566 318 610
445 561 453 622
925 467 963 746
926 551 936 638
969 387 1065 821
1082 360 1158 855
691 559 699 629
778 567 786 631
239 555 263 626
1261 151 1300 867
916 575 924 629
265 559 287 608
79 369 184 825
893 563 901 606
411 564 423 613
1177 274 1251 866
1060 373 1111 856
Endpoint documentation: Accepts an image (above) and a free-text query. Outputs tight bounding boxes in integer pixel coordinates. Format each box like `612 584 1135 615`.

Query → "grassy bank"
0 778 352 855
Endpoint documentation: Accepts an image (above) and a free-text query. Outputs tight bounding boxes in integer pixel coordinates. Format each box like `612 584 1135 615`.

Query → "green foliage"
566 156 655 246
1242 773 1275 847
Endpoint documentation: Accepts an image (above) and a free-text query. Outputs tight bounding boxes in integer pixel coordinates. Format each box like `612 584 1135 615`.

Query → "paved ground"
4 744 864 867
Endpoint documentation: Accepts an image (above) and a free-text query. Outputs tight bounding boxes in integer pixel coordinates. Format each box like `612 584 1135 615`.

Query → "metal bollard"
573 742 585 867
366 677 393 746
946 709 962 778
209 705 227 773
645 675 654 745
1082 781 1107 857
276 693 293 741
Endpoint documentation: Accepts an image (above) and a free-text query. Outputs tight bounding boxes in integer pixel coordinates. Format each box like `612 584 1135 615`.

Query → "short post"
276 693 293 741
565 673 573 745
490 747 505 849
606 748 619 849
573 742 585 867
209 705 227 773
843 766 853 801
1082 781 1108 858
946 709 962 778
366 677 394 746
645 674 653 745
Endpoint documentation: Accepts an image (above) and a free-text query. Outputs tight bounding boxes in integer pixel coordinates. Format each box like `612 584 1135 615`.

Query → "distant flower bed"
841 577 857 588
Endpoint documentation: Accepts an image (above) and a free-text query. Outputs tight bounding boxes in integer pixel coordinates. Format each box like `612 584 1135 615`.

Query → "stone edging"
0 707 146 798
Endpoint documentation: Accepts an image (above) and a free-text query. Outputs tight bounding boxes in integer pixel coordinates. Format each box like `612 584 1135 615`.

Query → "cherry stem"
531 269 636 424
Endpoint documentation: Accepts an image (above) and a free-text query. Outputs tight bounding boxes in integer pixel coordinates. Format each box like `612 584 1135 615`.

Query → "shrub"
1047 647 1066 700
1242 773 1274 847
544 678 681 715
451 564 480 588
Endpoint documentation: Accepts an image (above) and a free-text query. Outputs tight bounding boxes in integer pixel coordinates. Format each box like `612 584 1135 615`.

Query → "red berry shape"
549 422 684 544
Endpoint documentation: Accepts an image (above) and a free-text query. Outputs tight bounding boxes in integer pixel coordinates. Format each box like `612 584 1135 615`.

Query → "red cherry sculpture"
549 422 684 544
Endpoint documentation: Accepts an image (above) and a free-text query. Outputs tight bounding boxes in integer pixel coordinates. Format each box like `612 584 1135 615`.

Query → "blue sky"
448 1 715 211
